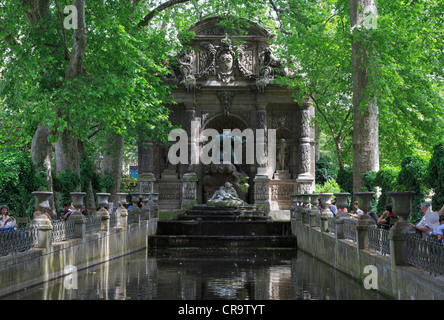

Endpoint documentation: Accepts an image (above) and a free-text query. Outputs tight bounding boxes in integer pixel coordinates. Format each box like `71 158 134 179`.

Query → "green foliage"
121 175 138 193
397 156 429 223
53 169 81 208
315 178 341 193
426 142 444 211
336 168 353 194
0 148 42 217
99 172 115 194
374 166 401 214
315 154 338 186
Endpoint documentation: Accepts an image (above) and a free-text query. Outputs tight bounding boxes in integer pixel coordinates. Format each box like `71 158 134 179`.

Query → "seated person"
432 215 444 243
0 205 16 230
410 202 444 238
349 201 364 219
377 204 398 229
58 203 72 220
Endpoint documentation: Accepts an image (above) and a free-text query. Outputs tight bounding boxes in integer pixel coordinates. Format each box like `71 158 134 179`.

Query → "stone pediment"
188 17 273 39
169 17 287 92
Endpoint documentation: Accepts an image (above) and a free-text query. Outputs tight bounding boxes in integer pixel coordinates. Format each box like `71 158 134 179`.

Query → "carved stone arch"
201 113 249 132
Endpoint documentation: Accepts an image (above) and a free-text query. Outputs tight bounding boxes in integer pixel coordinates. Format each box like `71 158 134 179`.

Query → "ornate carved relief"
256 47 288 93
300 143 311 174
272 110 295 132
255 183 269 200
198 35 253 83
217 91 233 116
271 184 294 201
159 184 181 200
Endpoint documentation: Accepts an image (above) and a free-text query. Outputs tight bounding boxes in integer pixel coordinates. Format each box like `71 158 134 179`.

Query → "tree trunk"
349 0 379 194
30 125 57 218
102 131 125 208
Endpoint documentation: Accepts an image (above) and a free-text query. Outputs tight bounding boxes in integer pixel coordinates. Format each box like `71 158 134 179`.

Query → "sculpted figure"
277 138 289 171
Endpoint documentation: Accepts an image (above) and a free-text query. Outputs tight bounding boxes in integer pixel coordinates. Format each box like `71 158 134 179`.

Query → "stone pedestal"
390 222 416 267
181 172 198 211
254 175 270 215
335 212 350 240
31 215 53 250
356 214 376 250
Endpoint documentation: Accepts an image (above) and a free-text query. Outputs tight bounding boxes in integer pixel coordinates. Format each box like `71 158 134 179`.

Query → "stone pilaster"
138 140 156 195
181 172 198 211
298 99 315 184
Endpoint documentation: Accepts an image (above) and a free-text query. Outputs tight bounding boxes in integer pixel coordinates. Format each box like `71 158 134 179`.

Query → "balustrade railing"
343 219 357 242
406 234 444 275
315 212 321 229
86 215 102 234
52 220 76 243
0 226 38 256
368 225 390 256
110 213 118 229
327 216 336 234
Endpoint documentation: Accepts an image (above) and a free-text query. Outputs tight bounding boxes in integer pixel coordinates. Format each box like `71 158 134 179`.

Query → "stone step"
148 235 297 249
156 220 290 236
178 215 270 221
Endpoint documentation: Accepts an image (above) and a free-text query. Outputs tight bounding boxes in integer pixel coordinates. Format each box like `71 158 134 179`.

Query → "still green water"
2 248 388 300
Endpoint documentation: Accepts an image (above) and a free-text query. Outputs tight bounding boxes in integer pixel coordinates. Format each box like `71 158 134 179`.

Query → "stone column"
150 193 159 219
138 140 156 196
297 99 315 190
181 104 199 209
254 104 270 214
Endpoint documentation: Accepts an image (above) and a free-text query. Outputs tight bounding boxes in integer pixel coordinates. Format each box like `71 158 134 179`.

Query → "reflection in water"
1 249 388 300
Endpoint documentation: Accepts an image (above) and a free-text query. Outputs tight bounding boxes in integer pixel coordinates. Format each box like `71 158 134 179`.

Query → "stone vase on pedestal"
129 193 141 224
309 193 320 227
31 191 53 249
354 192 374 215
151 193 159 219
116 193 128 227
301 194 311 224
141 193 150 220
354 192 376 249
334 192 350 213
387 191 416 267
70 192 87 239
319 193 333 232
96 193 110 231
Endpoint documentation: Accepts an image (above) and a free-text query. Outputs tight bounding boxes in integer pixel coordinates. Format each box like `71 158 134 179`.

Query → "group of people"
318 198 401 230
322 197 444 242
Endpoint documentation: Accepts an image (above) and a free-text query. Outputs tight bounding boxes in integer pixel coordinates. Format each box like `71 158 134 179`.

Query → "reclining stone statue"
207 182 244 206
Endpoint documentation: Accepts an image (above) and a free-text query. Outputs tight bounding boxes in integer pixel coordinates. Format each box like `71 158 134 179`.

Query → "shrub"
336 167 353 194
374 166 401 214
397 155 428 224
53 169 81 210
315 178 341 193
426 142 444 211
315 154 338 186
0 149 42 217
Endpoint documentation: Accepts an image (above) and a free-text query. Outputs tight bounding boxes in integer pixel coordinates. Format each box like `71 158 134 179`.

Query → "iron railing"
0 226 38 256
52 219 76 243
85 215 102 234
368 225 390 256
327 216 336 234
343 219 357 242
406 234 444 275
